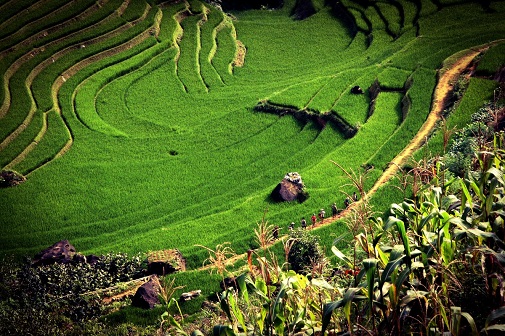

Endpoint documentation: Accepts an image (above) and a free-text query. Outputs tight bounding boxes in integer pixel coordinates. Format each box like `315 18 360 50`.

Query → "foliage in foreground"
0 253 145 335
203 132 505 335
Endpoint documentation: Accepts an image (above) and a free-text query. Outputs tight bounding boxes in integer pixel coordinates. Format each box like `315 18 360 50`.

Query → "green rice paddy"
1 0 505 269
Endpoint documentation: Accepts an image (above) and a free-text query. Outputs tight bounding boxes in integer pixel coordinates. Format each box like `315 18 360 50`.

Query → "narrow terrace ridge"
0 0 144 152
0 0 112 57
0 0 88 47
1 1 155 172
0 0 130 120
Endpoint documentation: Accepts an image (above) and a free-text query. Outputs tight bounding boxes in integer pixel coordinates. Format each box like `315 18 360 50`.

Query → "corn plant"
213 269 335 336
159 277 187 335
325 172 484 334
197 243 237 277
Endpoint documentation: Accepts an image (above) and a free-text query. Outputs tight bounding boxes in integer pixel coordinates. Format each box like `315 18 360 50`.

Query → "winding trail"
366 47 483 196
197 42 500 272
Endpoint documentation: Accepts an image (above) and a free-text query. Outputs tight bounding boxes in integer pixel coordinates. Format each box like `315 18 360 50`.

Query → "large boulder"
146 249 186 276
271 172 308 202
32 240 76 266
131 276 160 309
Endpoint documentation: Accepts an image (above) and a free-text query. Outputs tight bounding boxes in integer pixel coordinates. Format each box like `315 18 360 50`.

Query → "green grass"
476 42 505 77
199 5 226 89
1 0 505 273
345 5 371 33
11 110 70 175
0 113 43 168
377 67 411 90
211 23 236 83
0 0 132 120
0 0 61 38
0 0 159 167
0 0 33 26
121 0 149 23
0 0 97 49
178 12 208 93
415 77 499 159
369 67 437 169
375 1 402 37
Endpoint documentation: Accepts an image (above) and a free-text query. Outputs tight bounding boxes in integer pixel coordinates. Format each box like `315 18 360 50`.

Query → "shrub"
0 253 145 334
287 229 324 274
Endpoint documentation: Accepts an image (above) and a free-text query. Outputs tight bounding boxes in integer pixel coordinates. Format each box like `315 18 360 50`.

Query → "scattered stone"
147 249 186 276
180 289 202 301
351 85 364 94
72 254 100 265
201 300 219 313
0 170 26 188
131 276 160 309
32 240 76 266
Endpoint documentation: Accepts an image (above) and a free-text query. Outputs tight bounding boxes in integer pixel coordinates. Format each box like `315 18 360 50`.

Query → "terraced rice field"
1 0 505 268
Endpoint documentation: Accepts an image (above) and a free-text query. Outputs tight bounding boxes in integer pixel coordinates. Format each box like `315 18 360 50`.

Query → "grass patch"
1 0 505 273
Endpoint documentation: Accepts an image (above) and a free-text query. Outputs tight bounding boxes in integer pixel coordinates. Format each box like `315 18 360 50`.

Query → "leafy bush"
0 253 145 334
287 229 324 274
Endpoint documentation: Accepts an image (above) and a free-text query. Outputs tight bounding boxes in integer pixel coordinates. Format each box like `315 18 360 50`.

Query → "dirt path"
197 43 498 272
366 48 483 195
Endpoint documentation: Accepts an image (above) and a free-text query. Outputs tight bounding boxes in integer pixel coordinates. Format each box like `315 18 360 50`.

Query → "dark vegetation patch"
326 0 359 38
494 66 505 83
0 170 25 188
254 101 357 138
291 0 318 20
218 0 284 11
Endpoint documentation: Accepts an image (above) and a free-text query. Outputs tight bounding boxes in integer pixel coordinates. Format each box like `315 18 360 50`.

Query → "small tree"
287 230 324 273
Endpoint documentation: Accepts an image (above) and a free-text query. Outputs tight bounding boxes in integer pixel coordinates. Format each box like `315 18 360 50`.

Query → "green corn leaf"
322 287 362 334
389 245 405 261
395 268 411 289
376 245 389 266
401 290 428 306
468 177 484 202
228 291 246 332
439 301 449 331
255 278 268 297
420 212 437 233
441 238 454 266
488 167 505 186
483 324 505 332
395 220 411 265
363 259 378 311
384 215 404 231
220 291 232 321
460 179 473 212
460 312 478 336
311 277 334 290
381 256 404 287
236 273 249 304
331 245 353 268
485 307 505 328
213 325 236 336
